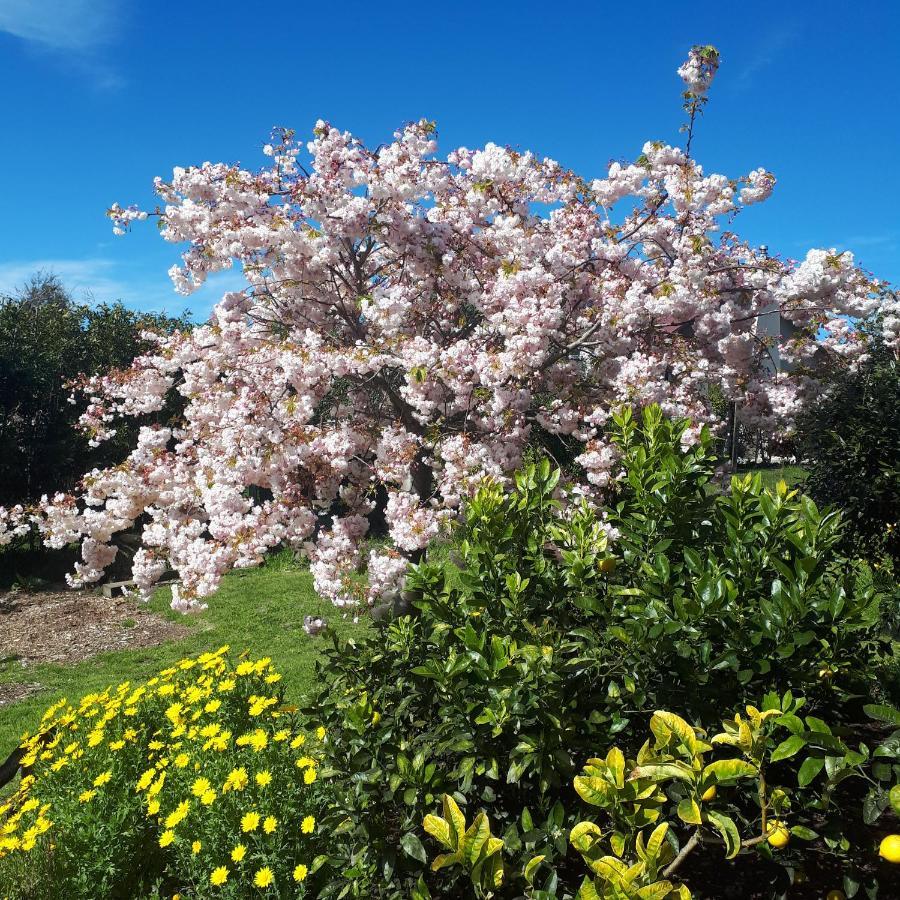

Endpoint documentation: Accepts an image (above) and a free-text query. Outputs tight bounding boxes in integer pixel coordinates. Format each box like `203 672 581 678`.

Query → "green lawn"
736 464 807 491
0 553 365 754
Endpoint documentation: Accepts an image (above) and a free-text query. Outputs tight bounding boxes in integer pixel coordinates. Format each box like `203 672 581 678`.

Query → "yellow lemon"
766 820 790 849
701 785 716 802
825 891 846 900
598 558 617 574
879 833 900 863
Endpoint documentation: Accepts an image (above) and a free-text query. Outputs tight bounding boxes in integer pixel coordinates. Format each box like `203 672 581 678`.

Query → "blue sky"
1 0 898 320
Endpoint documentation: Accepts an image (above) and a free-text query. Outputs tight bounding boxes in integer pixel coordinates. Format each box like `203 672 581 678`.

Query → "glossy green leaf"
401 832 427 864
797 756 825 787
770 735 807 762
705 809 741 858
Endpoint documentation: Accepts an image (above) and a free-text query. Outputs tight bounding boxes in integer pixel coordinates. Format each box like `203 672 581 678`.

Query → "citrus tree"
10 46 899 609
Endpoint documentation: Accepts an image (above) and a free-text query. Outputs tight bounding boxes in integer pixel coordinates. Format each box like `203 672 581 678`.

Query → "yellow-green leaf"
651 711 698 753
570 821 604 854
637 881 676 900
705 809 741 859
606 746 626 787
431 851 462 871
575 877 602 900
442 794 466 849
645 822 668 861
678 798 703 825
630 762 695 783
738 720 753 752
423 814 451 849
462 812 490 864
524 854 545 884
574 775 615 807
609 831 626 857
702 759 758 783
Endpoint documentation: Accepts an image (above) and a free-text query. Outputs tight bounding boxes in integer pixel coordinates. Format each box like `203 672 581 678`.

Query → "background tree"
796 313 900 565
0 273 190 507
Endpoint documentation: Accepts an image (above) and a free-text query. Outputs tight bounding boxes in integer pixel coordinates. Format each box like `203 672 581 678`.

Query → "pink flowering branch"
24 45 892 614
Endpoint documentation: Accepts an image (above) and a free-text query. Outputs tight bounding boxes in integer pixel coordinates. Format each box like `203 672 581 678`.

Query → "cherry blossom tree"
10 45 898 611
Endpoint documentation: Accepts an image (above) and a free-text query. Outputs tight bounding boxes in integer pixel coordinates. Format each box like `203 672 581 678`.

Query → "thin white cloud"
838 232 899 249
0 258 125 302
734 27 798 89
0 0 118 51
0 258 247 321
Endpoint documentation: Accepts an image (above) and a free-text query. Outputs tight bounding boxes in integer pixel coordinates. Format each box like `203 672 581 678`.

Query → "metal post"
730 401 739 473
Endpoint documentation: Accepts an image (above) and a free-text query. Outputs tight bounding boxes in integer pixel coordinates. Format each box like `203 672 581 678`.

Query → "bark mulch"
0 588 186 668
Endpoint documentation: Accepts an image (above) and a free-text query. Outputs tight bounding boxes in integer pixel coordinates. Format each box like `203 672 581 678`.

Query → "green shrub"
562 695 900 899
797 330 900 568
0 649 325 898
306 406 892 898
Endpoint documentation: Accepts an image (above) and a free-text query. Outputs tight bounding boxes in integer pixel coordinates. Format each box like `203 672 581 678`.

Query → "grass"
0 551 365 754
736 464 807 491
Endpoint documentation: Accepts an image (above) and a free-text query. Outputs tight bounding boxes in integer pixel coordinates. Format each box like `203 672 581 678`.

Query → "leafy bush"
411 697 900 899
551 696 900 899
0 648 325 898
797 331 900 567
305 406 892 897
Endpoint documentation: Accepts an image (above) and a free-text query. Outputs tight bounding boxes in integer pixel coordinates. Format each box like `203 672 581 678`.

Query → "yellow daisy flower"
263 815 277 834
210 865 229 885
224 766 248 792
165 800 190 829
231 843 247 862
301 815 315 834
241 811 260 832
293 864 308 882
254 866 274 888
192 777 212 797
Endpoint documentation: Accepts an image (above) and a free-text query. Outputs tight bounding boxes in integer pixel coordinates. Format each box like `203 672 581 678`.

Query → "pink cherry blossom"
23 47 893 612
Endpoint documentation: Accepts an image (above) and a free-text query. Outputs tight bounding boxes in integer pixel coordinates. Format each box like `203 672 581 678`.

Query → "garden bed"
0 589 186 666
